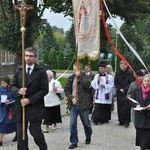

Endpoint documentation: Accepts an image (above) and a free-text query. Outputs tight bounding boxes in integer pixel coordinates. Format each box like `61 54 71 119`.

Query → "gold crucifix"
13 0 33 140
14 0 33 27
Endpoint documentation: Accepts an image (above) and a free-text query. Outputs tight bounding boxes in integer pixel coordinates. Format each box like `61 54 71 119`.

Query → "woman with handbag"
0 75 17 146
43 70 64 132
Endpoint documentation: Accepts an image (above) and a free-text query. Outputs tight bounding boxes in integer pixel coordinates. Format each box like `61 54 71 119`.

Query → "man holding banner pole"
64 62 92 149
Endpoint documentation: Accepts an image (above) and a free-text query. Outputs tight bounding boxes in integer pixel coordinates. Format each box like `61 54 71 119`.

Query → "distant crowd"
0 47 150 150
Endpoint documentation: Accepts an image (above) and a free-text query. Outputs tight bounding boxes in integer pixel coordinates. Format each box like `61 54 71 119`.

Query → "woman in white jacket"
43 70 64 132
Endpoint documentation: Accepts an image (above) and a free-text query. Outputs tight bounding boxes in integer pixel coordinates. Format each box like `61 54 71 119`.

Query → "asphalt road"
55 72 72 79
1 100 139 150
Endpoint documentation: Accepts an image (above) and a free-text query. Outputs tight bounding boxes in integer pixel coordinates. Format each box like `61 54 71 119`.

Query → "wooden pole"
74 58 80 99
14 0 33 140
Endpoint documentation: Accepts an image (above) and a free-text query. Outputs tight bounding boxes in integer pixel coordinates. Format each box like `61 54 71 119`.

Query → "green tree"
0 0 150 65
58 50 65 69
65 23 76 52
81 57 89 69
91 59 99 71
0 0 42 61
68 51 75 70
50 48 57 69
40 23 59 58
63 43 72 69
43 50 50 66
52 26 64 34
54 31 66 51
48 0 150 54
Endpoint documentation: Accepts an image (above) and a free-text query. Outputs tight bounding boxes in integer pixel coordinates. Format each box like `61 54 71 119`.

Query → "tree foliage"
108 15 150 70
65 23 76 52
53 30 66 51
40 23 59 57
0 0 42 54
43 49 51 66
50 48 57 69
63 43 72 69
57 50 65 69
68 51 75 70
0 0 150 67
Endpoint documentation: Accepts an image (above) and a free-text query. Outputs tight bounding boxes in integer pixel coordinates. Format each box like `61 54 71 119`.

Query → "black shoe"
12 135 17 142
69 144 77 149
119 122 124 126
124 123 129 128
93 121 98 125
0 142 3 146
104 121 109 124
85 137 91 144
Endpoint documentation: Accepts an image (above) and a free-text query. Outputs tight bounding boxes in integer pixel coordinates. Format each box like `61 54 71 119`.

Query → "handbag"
56 93 64 100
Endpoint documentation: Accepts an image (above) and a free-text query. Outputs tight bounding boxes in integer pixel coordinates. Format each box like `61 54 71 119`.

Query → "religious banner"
72 0 100 60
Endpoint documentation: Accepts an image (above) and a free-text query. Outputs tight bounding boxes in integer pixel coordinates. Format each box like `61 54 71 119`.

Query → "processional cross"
14 0 33 27
14 0 33 140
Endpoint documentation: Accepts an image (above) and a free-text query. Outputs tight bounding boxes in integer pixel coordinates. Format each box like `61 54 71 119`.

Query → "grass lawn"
54 77 68 87
54 70 98 87
54 70 73 73
54 69 98 74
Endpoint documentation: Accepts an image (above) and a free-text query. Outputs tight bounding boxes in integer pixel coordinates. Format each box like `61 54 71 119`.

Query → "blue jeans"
70 105 92 145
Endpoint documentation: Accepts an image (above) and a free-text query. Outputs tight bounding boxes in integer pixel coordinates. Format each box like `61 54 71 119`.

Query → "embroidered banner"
72 0 100 60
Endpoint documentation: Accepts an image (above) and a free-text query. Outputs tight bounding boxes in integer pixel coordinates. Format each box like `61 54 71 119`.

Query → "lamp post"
115 31 118 73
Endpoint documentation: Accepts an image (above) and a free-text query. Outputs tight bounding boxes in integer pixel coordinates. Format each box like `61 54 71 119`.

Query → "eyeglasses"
25 55 35 58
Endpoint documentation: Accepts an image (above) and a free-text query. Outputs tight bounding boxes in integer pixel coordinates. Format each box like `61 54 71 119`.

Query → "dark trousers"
117 100 131 124
17 120 47 150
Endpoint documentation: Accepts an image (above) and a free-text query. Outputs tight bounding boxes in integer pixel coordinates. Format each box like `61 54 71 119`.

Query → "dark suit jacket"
115 69 134 101
64 73 91 110
11 63 48 122
132 86 150 129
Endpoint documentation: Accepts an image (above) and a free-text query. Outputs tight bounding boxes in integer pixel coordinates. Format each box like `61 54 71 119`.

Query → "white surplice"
91 73 114 104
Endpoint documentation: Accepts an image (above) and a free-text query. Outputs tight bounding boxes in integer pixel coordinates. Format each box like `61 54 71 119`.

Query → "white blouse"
44 78 64 107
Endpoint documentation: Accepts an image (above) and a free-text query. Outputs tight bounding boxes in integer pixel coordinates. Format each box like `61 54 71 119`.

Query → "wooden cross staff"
14 0 33 140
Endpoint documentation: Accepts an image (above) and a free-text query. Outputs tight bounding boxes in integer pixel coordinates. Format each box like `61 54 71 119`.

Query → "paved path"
1 101 139 150
56 72 72 79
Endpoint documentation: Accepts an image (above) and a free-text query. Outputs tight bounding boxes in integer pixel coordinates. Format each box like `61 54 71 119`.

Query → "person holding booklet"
0 75 17 146
131 74 150 150
127 70 144 122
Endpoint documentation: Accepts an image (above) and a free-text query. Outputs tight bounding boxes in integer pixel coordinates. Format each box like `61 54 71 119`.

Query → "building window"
10 54 15 64
1 51 15 65
1 51 7 64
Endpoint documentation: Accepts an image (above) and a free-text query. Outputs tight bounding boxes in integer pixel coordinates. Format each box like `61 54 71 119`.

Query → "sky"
43 9 124 32
43 9 72 32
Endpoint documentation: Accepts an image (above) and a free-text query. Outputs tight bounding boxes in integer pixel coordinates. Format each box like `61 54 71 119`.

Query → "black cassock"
114 69 135 124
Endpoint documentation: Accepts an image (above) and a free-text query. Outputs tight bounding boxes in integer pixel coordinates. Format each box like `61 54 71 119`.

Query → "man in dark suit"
11 47 48 150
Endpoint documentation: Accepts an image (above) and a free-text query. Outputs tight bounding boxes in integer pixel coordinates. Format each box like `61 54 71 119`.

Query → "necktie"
27 67 31 76
26 67 31 84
